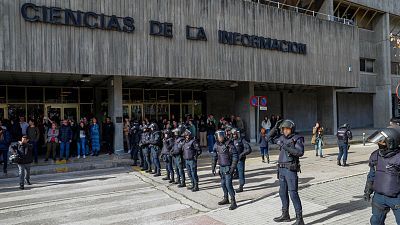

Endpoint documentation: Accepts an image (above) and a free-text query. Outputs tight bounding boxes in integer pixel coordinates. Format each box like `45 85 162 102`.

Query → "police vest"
337 128 349 142
370 150 400 197
182 139 199 160
278 134 303 163
172 137 184 156
161 138 174 155
215 143 233 166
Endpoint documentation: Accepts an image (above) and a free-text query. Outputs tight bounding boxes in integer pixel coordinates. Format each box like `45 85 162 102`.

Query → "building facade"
0 0 399 152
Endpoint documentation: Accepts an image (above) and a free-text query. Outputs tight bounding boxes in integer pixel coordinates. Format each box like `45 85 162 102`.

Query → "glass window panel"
170 104 181 122
80 104 93 120
80 88 94 103
123 89 130 104
360 58 365 72
169 90 181 103
157 104 169 120
144 90 157 102
193 91 203 104
101 89 108 103
157 90 168 103
123 105 129 119
181 91 192 103
194 103 202 117
0 108 5 120
8 104 26 121
27 87 43 103
62 88 79 103
131 105 143 122
27 104 44 122
144 104 156 121
45 88 62 103
130 89 143 103
8 87 26 103
365 60 374 73
182 104 192 118
0 87 6 103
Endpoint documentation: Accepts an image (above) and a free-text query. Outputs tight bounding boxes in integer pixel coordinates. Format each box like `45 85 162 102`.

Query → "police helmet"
172 125 186 137
215 130 226 142
183 129 192 138
163 129 172 138
142 125 148 131
231 128 240 139
367 128 400 154
279 119 296 133
149 123 159 131
224 125 233 137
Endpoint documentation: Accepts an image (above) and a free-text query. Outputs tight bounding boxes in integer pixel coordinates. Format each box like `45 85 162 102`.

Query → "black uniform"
161 132 175 182
129 122 142 166
182 136 202 192
172 135 186 187
139 128 151 172
233 135 252 192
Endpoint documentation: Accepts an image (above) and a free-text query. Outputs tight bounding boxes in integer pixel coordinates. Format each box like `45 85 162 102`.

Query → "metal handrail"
245 0 355 26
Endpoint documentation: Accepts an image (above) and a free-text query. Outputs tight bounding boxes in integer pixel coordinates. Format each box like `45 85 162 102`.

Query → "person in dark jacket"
103 117 115 155
231 128 252 193
0 127 11 174
206 116 216 153
259 128 269 163
76 121 89 159
58 119 73 161
336 123 353 166
27 119 40 163
10 136 33 190
10 119 22 143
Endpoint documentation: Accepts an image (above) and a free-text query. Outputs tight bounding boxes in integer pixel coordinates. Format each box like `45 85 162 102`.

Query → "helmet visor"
215 131 225 141
367 131 388 145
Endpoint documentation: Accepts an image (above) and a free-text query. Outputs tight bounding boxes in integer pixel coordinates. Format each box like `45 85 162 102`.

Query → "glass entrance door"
45 104 79 123
123 104 144 122
0 105 7 120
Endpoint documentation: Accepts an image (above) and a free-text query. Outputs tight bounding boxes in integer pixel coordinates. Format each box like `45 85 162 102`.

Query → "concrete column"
319 0 333 15
234 82 256 143
317 87 337 135
108 76 124 155
373 13 392 128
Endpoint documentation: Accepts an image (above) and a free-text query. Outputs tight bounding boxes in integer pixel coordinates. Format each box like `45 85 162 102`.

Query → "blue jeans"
60 142 70 160
185 159 199 186
260 146 269 156
30 141 38 163
315 138 323 156
142 146 151 170
371 193 400 225
77 138 87 156
150 146 161 172
237 159 246 186
164 155 174 177
338 142 348 161
173 155 185 183
207 134 215 153
278 168 302 213
1 150 8 172
220 165 235 199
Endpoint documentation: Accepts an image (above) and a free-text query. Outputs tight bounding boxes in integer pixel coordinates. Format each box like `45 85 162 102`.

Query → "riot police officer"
161 129 175 183
139 125 151 173
171 125 186 188
149 123 162 177
182 129 202 192
364 127 400 225
268 119 305 225
212 130 238 210
336 123 353 166
231 128 252 193
129 121 142 167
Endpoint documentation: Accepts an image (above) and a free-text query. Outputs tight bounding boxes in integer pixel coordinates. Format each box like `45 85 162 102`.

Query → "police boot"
292 212 305 225
178 181 186 188
162 172 170 180
229 197 237 210
169 174 175 183
236 185 244 193
266 154 270 164
187 183 193 190
192 183 199 192
150 169 156 174
174 177 180 185
337 160 341 166
342 160 348 167
218 197 230 205
262 155 265 163
153 169 161 177
273 209 291 222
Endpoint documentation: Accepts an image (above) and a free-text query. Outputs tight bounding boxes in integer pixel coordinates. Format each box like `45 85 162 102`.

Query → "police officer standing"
139 125 151 173
336 123 353 166
161 129 175 183
364 127 400 225
129 121 142 167
182 129 202 192
231 128 252 193
171 125 186 188
212 130 238 210
149 123 162 177
268 120 305 225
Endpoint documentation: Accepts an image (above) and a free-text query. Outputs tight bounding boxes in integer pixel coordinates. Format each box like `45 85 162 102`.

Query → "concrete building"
0 0 399 152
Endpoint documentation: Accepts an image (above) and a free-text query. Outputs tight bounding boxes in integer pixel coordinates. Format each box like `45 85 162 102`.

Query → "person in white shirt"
261 116 271 133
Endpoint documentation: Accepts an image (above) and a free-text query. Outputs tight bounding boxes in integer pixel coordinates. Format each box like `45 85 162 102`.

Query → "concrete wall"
0 0 359 87
337 93 373 128
283 92 317 132
254 90 282 121
347 0 400 17
206 90 235 120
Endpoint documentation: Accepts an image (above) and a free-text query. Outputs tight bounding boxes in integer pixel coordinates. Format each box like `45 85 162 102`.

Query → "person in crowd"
77 121 88 159
10 136 33 190
231 128 251 193
311 122 324 157
0 127 11 174
27 119 40 164
103 117 115 155
206 115 217 153
212 130 238 210
198 119 207 147
149 123 162 177
69 119 78 157
123 118 131 152
230 115 237 128
19 116 29 136
187 119 196 138
261 116 271 133
161 129 175 182
182 129 201 192
236 116 244 136
171 125 186 187
129 121 142 167
45 122 59 162
336 123 353 166
270 115 277 128
58 119 72 161
90 117 101 156
259 128 269 163
139 125 151 172
10 119 22 143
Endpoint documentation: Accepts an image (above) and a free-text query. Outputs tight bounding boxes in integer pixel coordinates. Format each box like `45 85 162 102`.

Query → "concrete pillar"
317 87 337 135
234 82 256 143
373 13 392 128
319 0 333 15
108 76 124 155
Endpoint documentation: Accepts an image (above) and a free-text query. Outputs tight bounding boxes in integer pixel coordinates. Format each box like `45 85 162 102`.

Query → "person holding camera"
10 135 33 190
